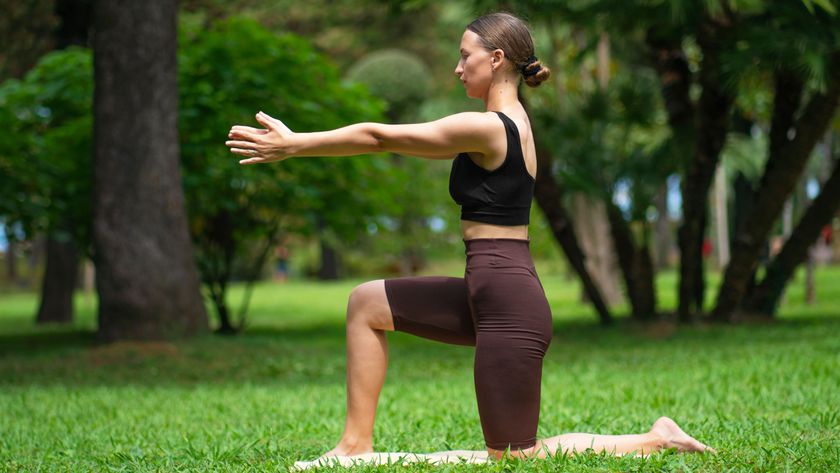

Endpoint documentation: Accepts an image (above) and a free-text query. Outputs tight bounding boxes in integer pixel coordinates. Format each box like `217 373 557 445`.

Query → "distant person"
227 11 712 466
274 244 289 283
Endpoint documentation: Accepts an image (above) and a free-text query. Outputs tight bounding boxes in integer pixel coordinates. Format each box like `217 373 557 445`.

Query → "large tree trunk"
676 22 734 322
35 234 78 324
712 53 840 322
92 0 208 341
743 153 840 315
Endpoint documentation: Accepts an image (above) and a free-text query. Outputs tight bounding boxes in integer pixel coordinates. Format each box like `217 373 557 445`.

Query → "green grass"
1 261 839 472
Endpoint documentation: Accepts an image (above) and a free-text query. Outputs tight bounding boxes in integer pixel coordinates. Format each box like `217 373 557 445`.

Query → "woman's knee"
486 439 546 460
347 279 394 330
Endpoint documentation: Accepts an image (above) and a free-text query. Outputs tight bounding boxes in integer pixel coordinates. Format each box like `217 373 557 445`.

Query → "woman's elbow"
366 123 388 153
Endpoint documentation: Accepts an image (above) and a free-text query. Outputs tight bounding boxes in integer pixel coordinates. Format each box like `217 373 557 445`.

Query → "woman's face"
455 30 497 99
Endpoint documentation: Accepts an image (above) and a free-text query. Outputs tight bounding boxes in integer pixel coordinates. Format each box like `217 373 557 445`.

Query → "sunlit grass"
1 263 839 471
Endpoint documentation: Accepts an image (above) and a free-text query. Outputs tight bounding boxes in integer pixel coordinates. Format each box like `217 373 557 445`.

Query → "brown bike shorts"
383 238 553 451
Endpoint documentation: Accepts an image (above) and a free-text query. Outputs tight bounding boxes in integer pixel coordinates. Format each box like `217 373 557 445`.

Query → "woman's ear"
491 48 505 70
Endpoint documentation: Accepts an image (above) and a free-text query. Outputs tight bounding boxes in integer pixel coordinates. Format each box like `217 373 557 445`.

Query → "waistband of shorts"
463 238 531 256
462 237 530 244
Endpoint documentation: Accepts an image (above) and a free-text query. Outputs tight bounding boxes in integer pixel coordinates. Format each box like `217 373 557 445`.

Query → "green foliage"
343 47 460 275
0 17 395 328
718 1 840 97
346 49 432 122
526 33 672 226
802 0 838 15
178 16 390 243
0 47 93 249
177 16 393 326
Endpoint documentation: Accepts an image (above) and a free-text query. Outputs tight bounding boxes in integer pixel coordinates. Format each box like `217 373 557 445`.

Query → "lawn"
1 261 839 472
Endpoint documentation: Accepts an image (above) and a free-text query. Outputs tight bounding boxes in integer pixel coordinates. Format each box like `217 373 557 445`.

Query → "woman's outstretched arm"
226 111 502 165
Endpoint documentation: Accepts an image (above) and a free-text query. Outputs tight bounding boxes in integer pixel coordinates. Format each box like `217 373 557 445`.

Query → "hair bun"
520 55 541 77
522 59 550 88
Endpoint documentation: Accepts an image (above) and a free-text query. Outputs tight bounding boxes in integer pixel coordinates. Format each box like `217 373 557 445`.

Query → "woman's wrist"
284 132 302 158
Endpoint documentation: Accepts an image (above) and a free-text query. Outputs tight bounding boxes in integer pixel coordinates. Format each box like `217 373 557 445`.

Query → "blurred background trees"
1 0 838 339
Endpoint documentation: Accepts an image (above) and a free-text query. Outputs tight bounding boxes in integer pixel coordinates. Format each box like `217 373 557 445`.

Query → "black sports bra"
448 111 535 226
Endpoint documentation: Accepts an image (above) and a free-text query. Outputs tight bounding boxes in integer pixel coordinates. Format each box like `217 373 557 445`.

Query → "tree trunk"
743 153 840 315
318 239 340 280
529 137 612 324
315 216 340 280
676 22 734 322
92 0 208 341
5 239 17 283
652 183 673 269
571 194 623 307
607 204 656 320
520 72 612 325
805 248 815 305
732 173 766 303
645 29 712 322
25 235 46 290
207 281 235 335
712 53 840 322
35 234 78 324
713 164 730 268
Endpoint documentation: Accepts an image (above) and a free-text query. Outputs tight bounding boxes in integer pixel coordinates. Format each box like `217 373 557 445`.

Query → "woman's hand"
226 111 295 165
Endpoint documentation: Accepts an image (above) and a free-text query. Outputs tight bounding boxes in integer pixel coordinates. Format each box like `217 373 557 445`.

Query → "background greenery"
1 1 840 470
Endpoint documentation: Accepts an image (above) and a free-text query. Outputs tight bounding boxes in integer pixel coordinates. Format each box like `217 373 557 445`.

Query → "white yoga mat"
291 450 489 470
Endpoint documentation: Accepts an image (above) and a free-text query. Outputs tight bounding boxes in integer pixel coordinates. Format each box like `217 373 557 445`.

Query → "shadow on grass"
0 327 97 357
1 314 838 388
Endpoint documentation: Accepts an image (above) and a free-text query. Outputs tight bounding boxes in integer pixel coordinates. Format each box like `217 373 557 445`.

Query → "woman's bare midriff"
461 219 529 241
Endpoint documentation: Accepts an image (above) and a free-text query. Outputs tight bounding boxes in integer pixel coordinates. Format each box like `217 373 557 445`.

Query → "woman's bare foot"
651 417 715 453
318 439 374 458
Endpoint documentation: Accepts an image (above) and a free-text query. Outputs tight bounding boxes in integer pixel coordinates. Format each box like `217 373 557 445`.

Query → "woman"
226 11 712 465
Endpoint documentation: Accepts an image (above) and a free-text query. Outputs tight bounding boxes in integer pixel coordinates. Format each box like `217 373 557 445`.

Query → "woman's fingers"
225 140 255 149
231 125 268 133
229 128 264 141
230 125 268 135
229 147 257 157
255 112 283 133
258 111 293 134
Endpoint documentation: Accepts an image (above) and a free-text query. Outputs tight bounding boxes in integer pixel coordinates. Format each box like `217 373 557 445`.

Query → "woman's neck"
482 74 520 112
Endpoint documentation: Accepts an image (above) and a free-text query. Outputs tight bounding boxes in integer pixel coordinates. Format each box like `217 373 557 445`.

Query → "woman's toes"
651 417 713 453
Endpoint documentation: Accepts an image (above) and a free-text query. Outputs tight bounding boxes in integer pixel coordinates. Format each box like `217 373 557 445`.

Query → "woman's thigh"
383 276 475 346
467 264 553 451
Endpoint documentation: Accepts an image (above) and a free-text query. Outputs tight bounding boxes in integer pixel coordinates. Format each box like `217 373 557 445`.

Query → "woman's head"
455 12 550 98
